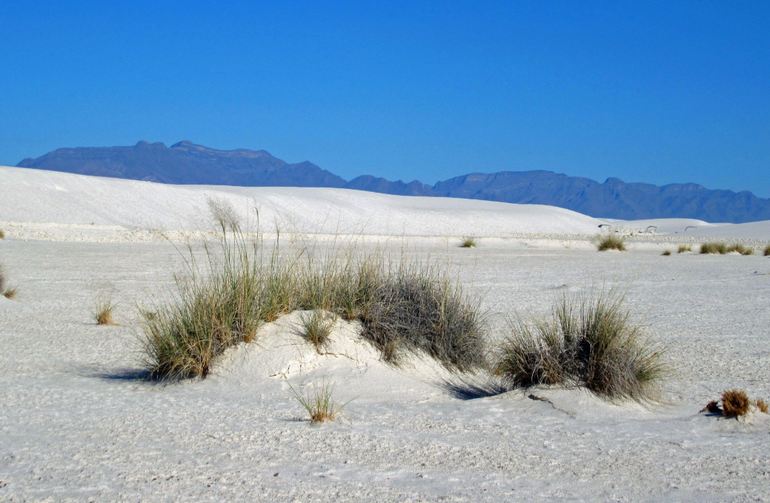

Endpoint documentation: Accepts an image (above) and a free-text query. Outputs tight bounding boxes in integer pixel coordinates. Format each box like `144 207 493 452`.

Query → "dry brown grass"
756 399 768 414
95 300 116 325
764 245 770 257
0 229 5 239
721 389 751 418
460 237 477 248
3 287 17 300
677 244 692 254
661 250 671 256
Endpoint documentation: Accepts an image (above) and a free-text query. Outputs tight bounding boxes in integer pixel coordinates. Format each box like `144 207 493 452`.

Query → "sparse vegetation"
677 244 692 254
700 242 727 254
140 202 486 380
700 242 754 255
460 237 477 248
289 381 346 423
764 245 770 257
702 389 768 417
0 265 17 300
726 244 753 255
0 229 5 239
494 292 665 401
95 300 116 325
597 235 626 252
300 310 335 352
661 250 671 256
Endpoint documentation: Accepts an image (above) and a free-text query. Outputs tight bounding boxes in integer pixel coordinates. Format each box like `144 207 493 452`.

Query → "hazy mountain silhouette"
17 141 770 223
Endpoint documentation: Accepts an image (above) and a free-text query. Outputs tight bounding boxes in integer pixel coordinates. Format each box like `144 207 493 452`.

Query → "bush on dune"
140 203 487 380
677 244 692 254
494 292 665 401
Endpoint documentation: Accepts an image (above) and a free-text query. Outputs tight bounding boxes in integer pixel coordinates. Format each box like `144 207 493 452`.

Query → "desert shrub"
289 381 346 423
661 250 671 256
141 204 487 380
495 292 665 401
677 244 692 253
0 229 5 239
460 237 477 248
3 287 17 300
721 389 751 418
726 244 753 255
764 245 770 257
95 300 116 325
756 399 768 414
597 235 626 252
300 310 335 352
700 242 727 255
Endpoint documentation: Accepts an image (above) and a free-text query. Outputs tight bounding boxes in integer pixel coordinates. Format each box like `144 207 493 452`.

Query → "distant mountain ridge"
17 141 770 223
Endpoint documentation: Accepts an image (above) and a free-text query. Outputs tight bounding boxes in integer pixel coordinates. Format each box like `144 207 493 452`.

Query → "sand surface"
2 168 770 501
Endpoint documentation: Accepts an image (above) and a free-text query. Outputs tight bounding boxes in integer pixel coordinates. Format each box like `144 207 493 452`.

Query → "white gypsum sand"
1 167 769 501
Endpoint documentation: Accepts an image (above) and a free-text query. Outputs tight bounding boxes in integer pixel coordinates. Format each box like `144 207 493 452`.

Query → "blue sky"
1 1 769 195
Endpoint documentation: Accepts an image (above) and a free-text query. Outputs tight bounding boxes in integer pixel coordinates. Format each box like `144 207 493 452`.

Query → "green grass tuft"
494 292 665 401
289 381 347 423
300 310 335 352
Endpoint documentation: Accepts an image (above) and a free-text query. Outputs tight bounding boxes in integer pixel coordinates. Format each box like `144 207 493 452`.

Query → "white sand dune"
0 166 604 239
2 166 770 500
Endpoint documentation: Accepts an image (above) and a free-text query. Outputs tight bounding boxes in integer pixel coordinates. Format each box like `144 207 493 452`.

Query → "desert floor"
2 236 769 501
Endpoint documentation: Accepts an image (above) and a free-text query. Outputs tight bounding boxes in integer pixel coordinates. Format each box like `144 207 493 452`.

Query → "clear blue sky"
1 1 769 195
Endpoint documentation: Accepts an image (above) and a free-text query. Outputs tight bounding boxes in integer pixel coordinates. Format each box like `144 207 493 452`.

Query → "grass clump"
460 237 477 248
289 381 346 423
495 292 665 401
700 242 727 254
661 250 671 256
300 310 335 352
756 399 768 414
0 229 5 239
726 244 753 255
597 235 626 252
764 245 770 257
677 244 692 254
358 262 486 371
95 299 116 325
140 202 487 381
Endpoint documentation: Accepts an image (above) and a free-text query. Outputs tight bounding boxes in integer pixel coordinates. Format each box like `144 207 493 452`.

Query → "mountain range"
17 140 770 223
